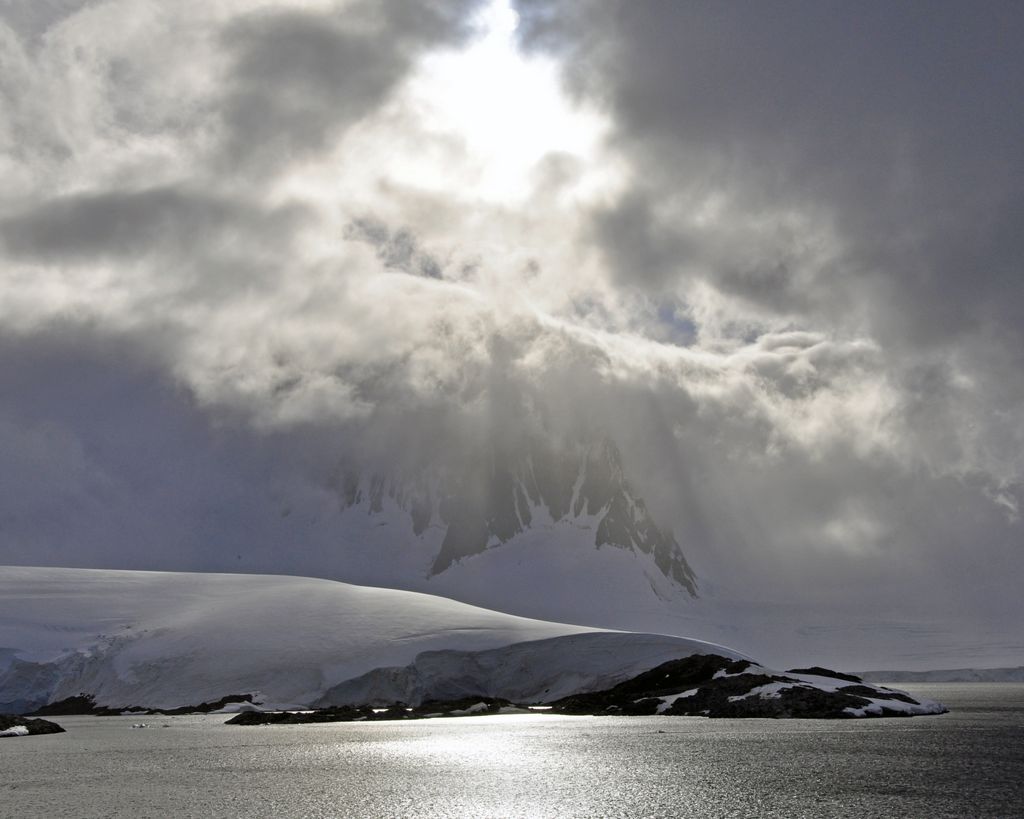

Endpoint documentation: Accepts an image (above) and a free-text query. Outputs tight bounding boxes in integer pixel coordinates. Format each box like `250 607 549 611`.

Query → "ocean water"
1 684 1021 818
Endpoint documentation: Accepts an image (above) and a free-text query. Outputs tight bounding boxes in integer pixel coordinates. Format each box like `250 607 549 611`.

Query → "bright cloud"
1 0 1022 656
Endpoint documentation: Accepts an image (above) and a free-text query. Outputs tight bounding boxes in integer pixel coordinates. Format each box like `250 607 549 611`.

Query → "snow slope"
0 567 737 711
315 632 738 706
334 438 696 594
330 500 695 633
717 666 946 717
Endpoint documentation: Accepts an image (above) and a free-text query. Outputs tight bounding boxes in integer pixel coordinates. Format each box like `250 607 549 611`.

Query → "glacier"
0 566 944 719
0 566 731 713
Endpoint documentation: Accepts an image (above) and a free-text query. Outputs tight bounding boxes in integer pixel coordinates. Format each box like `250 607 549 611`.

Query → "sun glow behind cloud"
2 0 1023 661
395 0 611 204
267 0 620 308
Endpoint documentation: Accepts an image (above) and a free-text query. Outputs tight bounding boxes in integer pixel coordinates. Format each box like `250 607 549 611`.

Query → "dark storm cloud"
515 0 1024 509
0 186 306 264
588 189 688 290
589 187 814 316
0 325 364 576
217 0 481 172
0 185 312 316
516 0 1024 345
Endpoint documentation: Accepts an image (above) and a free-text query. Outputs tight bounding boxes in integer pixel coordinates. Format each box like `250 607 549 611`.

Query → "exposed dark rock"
786 667 863 683
29 694 109 716
551 654 750 714
548 654 945 719
341 436 698 594
661 680 870 719
153 694 256 716
414 697 517 716
226 706 382 725
837 684 918 704
29 692 256 716
226 697 517 725
24 660 942 726
228 653 944 723
434 497 490 574
0 714 65 736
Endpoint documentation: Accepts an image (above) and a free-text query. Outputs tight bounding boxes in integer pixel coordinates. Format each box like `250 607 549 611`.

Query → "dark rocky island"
227 654 946 725
226 697 520 725
0 714 65 737
546 654 941 718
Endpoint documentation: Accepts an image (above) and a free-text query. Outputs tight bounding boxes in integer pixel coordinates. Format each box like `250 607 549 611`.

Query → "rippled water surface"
2 684 1022 818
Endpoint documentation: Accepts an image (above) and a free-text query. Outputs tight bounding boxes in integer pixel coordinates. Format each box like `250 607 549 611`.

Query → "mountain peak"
335 436 697 596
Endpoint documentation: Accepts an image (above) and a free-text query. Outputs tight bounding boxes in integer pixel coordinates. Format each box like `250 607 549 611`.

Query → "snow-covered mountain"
0 567 946 719
328 437 698 628
0 567 729 713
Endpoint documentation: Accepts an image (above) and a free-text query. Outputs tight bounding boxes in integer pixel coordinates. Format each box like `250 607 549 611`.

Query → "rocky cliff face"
335 437 697 596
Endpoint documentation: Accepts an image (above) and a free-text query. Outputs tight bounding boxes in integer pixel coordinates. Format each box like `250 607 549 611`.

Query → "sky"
1 0 1022 664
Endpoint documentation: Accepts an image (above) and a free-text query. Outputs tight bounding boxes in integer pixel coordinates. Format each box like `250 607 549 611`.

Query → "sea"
1 683 1021 818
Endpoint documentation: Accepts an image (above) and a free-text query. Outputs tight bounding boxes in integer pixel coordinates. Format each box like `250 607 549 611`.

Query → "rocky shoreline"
227 654 947 725
12 654 947 724
547 655 941 718
226 697 523 725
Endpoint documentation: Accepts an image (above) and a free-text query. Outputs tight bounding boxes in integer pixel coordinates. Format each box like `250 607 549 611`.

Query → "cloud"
216 1 479 174
515 0 1024 470
515 1 1024 334
0 0 1021 658
0 324 370 574
0 186 306 264
344 216 443 278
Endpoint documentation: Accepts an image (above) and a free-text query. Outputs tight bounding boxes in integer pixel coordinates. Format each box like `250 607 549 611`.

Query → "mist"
2 0 1022 666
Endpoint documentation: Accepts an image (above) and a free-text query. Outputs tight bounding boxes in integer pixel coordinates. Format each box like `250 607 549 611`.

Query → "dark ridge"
29 693 256 717
227 706 400 725
548 655 942 719
550 655 756 715
28 694 106 716
226 697 517 725
608 655 750 697
785 667 863 683
344 437 697 595
838 684 919 704
152 694 256 716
